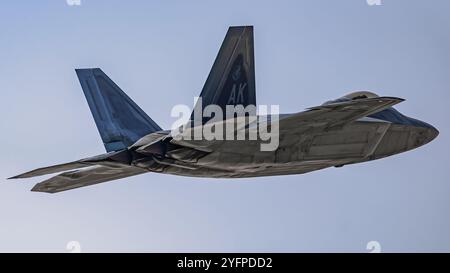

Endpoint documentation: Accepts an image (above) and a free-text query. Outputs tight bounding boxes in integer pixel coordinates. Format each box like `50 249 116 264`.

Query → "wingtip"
7 173 32 179
379 96 405 102
380 96 406 106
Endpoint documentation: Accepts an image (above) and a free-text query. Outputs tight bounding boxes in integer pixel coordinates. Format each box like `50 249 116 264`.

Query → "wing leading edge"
279 96 405 132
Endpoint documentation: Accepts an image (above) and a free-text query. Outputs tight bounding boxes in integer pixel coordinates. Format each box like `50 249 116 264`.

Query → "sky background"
0 0 449 252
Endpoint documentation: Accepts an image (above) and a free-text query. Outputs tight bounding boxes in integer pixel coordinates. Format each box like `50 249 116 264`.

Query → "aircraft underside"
9 26 438 193
150 120 438 178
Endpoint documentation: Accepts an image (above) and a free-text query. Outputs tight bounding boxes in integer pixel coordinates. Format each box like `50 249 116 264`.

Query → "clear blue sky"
0 0 449 252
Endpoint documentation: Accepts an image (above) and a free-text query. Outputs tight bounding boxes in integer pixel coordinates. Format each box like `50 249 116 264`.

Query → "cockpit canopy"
322 91 379 105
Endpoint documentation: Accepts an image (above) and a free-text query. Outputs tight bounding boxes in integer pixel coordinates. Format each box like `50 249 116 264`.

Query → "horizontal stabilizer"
31 165 146 194
9 150 132 179
9 161 88 179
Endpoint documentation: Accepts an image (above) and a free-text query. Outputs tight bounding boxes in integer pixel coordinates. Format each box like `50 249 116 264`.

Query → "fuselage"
131 107 438 178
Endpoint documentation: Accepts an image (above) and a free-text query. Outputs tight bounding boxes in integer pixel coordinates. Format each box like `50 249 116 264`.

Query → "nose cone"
368 108 438 158
406 117 439 148
409 116 439 143
424 123 439 145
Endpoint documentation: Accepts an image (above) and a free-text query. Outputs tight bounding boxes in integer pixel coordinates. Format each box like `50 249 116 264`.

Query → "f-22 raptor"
10 26 439 193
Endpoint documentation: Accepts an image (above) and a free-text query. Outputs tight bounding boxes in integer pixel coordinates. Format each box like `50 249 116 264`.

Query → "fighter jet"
9 26 439 193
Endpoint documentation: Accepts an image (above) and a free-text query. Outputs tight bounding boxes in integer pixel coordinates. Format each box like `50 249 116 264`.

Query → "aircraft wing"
30 165 147 194
279 96 404 132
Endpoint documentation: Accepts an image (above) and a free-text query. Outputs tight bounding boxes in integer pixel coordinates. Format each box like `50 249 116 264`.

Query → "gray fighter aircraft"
9 26 438 193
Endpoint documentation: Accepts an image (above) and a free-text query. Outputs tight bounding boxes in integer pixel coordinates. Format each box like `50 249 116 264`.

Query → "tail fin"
191 26 256 123
76 68 161 152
